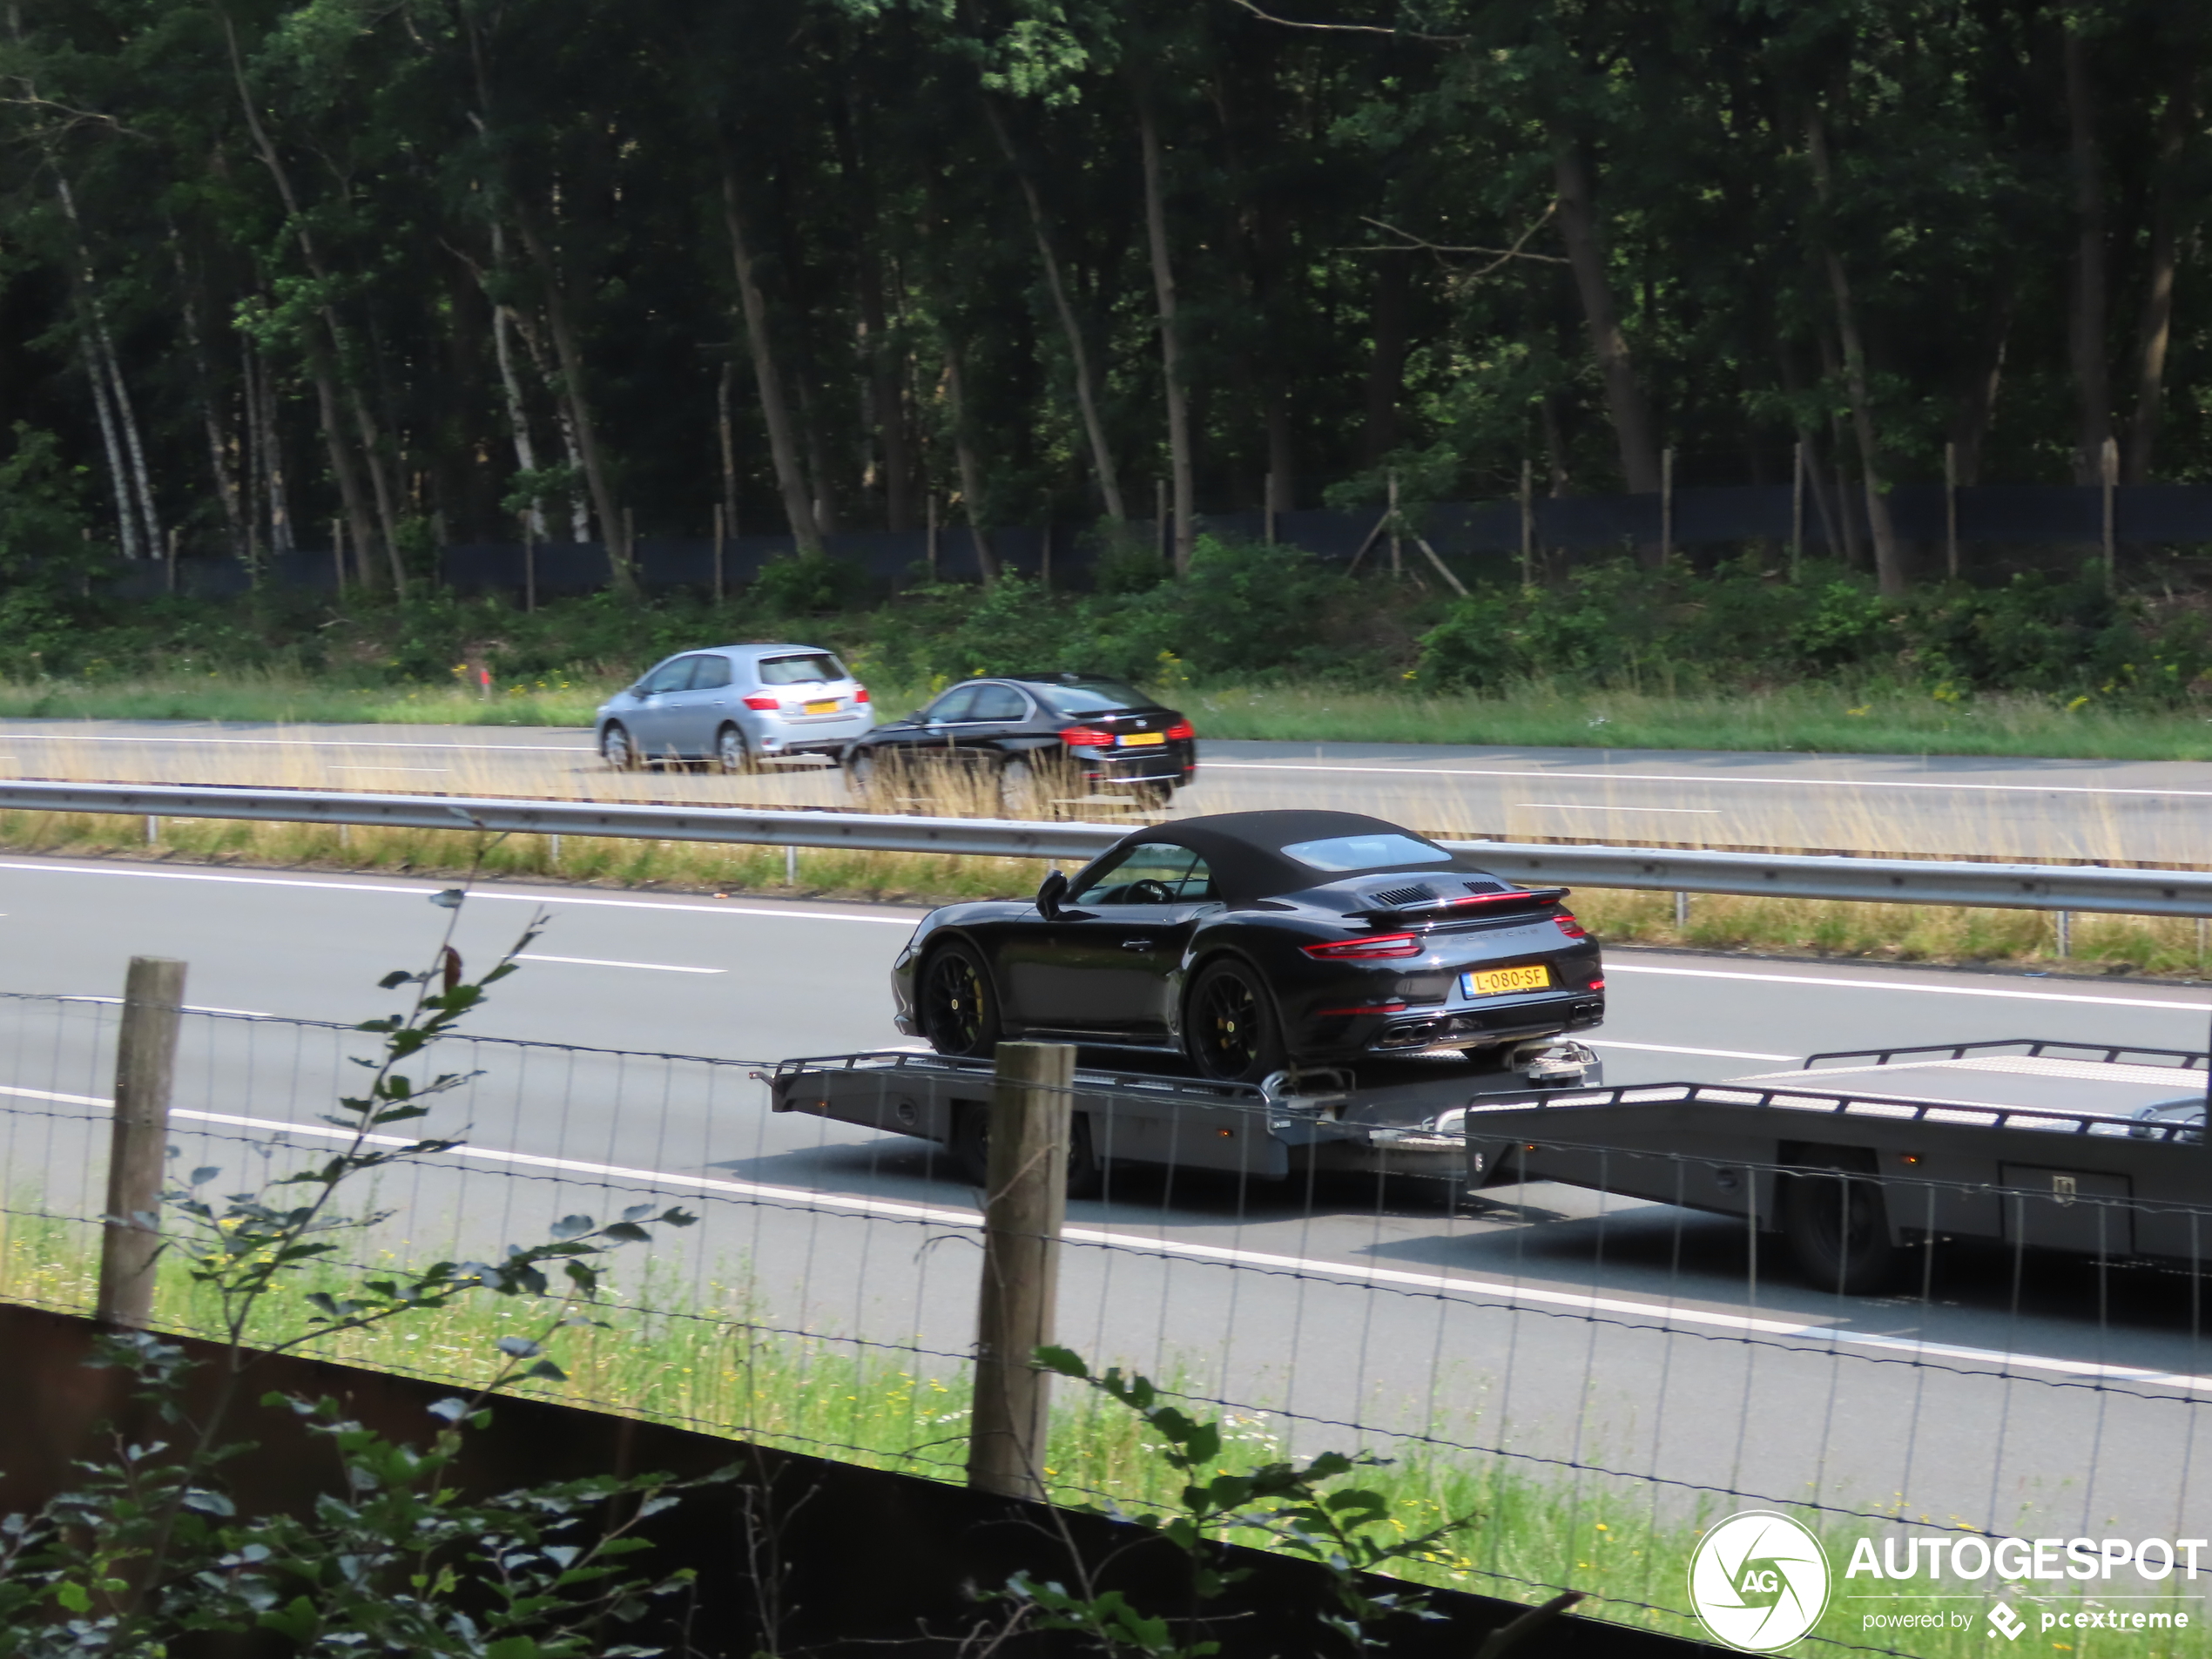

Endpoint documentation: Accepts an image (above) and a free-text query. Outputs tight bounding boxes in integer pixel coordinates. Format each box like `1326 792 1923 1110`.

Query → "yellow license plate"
1121 731 1166 746
1463 964 1552 997
803 698 840 715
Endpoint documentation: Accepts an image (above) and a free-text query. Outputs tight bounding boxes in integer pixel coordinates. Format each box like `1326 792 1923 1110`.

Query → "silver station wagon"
596 643 873 771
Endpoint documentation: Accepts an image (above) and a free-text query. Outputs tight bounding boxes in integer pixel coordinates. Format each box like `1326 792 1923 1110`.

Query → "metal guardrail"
3 777 2211 917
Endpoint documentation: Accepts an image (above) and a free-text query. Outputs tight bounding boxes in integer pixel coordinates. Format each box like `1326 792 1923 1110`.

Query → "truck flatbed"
1459 1038 2212 1291
769 1039 1601 1189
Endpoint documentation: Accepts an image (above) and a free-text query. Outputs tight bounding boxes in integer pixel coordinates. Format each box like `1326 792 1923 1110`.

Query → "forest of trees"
0 0 2207 603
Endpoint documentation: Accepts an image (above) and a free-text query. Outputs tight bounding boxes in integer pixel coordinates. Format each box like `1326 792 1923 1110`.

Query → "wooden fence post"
1660 446 1675 563
332 518 346 597
712 502 725 604
1944 441 1959 581
523 513 537 613
1386 469 1401 579
2101 435 2119 597
968 1040 1074 1501
1520 459 1534 587
99 956 185 1330
1264 470 1278 546
1791 441 1805 583
927 494 940 580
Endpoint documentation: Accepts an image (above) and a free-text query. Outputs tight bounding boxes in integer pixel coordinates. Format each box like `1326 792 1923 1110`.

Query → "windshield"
1032 678 1152 716
1279 833 1453 873
758 653 845 685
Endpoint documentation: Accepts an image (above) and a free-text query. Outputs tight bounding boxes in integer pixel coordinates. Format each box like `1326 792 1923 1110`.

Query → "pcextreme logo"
1688 1511 1833 1653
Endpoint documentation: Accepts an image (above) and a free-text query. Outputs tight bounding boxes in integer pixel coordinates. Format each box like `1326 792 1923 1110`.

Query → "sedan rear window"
759 653 845 685
1032 678 1150 715
1280 833 1453 873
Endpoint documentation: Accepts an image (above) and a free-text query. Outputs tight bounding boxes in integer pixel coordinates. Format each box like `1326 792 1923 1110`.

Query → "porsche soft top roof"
1099 810 1464 905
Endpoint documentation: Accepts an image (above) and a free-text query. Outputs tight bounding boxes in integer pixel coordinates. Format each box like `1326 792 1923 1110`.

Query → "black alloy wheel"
919 941 1001 1059
1780 1150 1904 1294
948 1101 1103 1197
715 724 757 774
1184 958 1286 1083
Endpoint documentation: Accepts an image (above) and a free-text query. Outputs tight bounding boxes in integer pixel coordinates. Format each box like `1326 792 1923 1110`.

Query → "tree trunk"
720 165 823 557
479 225 545 539
840 87 914 533
79 333 136 561
1949 287 2014 487
514 212 634 596
717 359 739 541
1805 108 1906 597
169 234 246 563
244 334 293 557
1549 132 1662 505
2127 48 2196 482
1136 90 1195 576
981 96 1127 522
1361 250 1409 469
944 342 999 583
218 10 386 590
2064 24 2111 485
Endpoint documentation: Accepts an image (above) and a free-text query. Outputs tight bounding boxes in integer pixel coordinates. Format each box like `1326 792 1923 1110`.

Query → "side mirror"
1036 869 1069 921
907 710 928 723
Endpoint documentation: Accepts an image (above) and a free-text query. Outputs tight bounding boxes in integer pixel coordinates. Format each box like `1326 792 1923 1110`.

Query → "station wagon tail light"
1554 914 1588 939
742 694 779 711
855 686 871 703
1164 720 1195 740
1302 932 1422 961
1060 725 1112 747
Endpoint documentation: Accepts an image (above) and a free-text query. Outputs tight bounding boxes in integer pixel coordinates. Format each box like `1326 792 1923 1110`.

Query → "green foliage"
749 552 873 618
995 1347 1473 1659
0 853 712 1656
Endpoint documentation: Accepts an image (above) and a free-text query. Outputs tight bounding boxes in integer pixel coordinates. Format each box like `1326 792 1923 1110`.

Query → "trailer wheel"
949 1102 1103 1198
1781 1151 1903 1295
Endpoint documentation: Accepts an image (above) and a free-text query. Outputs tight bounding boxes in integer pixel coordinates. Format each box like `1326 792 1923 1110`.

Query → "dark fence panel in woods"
81 480 2212 604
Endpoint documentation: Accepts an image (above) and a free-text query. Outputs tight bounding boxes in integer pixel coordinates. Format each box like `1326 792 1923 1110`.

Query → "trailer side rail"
1803 1036 2212 1072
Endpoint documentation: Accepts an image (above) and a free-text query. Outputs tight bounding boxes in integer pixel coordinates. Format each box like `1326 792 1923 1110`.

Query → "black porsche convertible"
890 809 1605 1082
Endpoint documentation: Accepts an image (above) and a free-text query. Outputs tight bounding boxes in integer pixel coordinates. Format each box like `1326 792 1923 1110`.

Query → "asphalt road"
3 851 2212 1553
7 718 2212 861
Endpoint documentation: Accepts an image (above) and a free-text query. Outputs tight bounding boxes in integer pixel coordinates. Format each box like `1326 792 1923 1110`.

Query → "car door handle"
1119 938 1152 950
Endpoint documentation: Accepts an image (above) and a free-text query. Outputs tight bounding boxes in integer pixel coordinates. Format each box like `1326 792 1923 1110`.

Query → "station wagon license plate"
1462 965 1551 998
1120 731 1166 746
803 698 840 715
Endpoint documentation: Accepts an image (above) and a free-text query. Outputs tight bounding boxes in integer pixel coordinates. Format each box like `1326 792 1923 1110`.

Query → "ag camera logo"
1689 1511 1832 1652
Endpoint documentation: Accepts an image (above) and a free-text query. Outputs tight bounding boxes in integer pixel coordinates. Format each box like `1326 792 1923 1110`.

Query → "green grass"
9 670 2212 762
0 1205 2193 1657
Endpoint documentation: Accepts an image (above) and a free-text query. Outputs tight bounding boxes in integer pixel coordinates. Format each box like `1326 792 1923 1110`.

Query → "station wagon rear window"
1280 833 1453 872
758 653 845 685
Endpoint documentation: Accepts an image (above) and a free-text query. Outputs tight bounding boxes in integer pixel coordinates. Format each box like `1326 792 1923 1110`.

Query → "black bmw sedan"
843 673 1195 815
889 809 1605 1082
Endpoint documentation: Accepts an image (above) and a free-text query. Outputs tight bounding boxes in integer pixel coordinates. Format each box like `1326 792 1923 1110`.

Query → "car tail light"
1554 914 1588 939
1164 720 1194 740
1302 932 1422 961
1588 977 1605 990
1314 1001 1406 1017
742 695 779 711
855 685 871 704
1060 725 1112 747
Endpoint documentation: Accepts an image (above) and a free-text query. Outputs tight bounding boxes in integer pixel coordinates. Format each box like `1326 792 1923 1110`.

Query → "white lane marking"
516 953 724 974
15 1085 2201 1394
1587 1040 1795 1062
1517 803 1722 815
0 860 919 925
1206 758 2212 802
2 732 586 754
1608 961 2210 1012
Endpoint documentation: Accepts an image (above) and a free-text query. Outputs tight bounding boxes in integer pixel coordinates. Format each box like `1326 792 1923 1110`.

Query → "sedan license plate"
802 698 840 715
1120 731 1166 746
1462 964 1552 998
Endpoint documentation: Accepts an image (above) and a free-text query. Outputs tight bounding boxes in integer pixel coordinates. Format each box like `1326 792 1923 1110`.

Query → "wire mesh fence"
4 985 2211 1650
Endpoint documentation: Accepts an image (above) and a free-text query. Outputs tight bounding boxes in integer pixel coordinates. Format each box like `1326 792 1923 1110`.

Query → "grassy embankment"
6 669 2212 762
0 1204 2173 1659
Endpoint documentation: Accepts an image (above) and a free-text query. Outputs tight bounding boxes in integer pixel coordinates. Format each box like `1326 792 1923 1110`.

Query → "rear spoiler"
1353 886 1569 923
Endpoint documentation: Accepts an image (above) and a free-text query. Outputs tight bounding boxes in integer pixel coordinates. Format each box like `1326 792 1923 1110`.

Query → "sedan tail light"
1301 932 1423 961
741 695 779 711
855 685 871 703
1164 720 1195 740
1554 914 1588 939
1060 725 1113 747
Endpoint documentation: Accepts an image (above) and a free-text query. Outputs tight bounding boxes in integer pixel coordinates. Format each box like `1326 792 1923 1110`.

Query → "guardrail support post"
2055 910 2072 959
968 1040 1074 1501
98 956 185 1330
